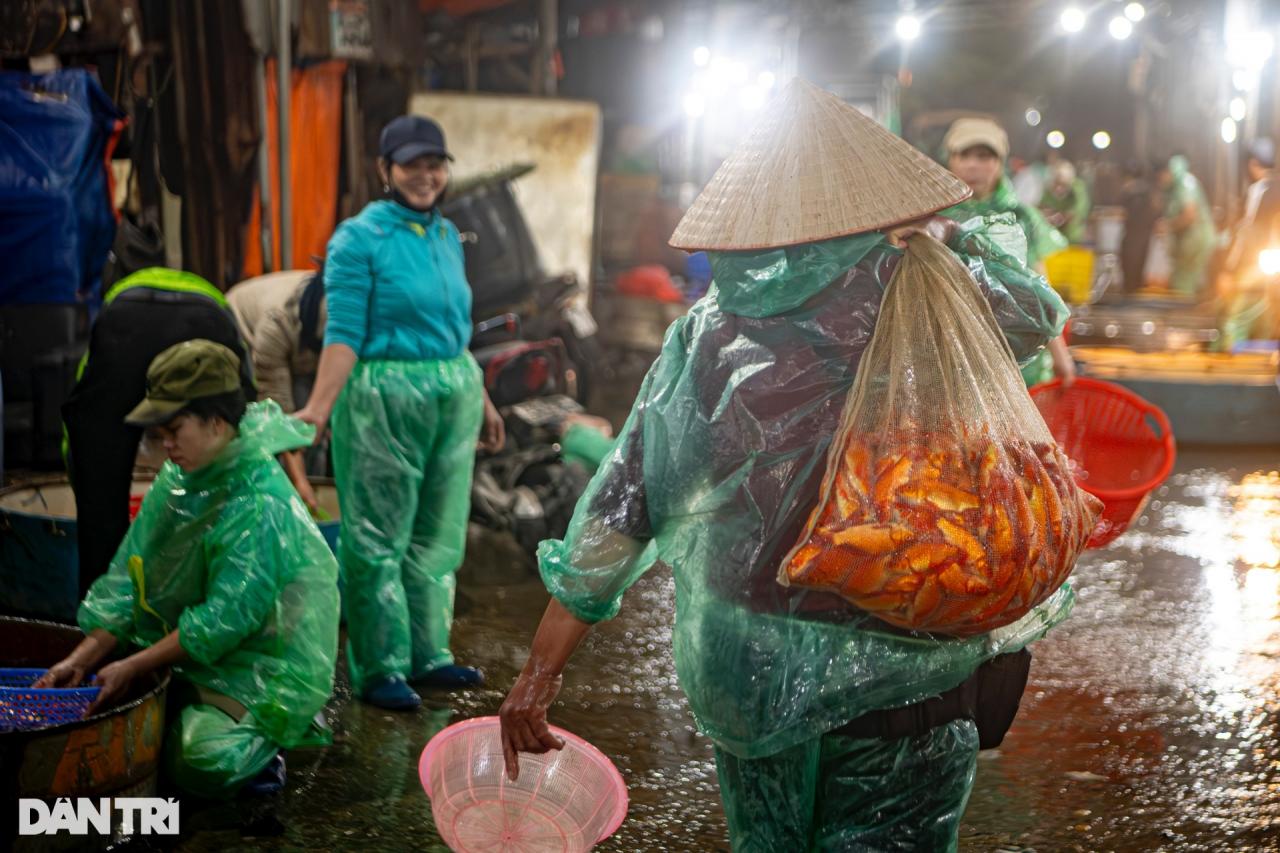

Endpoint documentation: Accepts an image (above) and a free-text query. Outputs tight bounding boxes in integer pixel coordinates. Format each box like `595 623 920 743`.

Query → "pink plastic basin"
419 716 628 852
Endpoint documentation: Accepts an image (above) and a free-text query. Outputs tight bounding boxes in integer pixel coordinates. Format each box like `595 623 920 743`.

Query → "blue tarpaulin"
0 69 123 308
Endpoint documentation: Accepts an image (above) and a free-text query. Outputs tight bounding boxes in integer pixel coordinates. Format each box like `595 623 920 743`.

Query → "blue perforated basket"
0 668 100 732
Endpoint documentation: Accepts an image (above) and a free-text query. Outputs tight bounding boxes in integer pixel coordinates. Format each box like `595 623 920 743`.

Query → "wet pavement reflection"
176 448 1280 852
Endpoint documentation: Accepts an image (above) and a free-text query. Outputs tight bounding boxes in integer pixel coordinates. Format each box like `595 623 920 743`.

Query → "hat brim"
947 136 1007 160
124 397 188 427
388 142 454 164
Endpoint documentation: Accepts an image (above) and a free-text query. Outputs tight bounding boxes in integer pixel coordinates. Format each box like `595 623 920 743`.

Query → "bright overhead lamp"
895 14 922 41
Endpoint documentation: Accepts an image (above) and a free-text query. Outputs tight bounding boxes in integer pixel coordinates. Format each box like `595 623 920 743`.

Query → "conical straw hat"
669 78 972 251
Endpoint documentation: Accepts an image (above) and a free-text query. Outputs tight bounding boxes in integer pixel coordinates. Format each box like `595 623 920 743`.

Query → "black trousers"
62 287 252 598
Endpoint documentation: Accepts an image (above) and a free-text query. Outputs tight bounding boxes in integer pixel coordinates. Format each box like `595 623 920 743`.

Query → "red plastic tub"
1030 377 1177 548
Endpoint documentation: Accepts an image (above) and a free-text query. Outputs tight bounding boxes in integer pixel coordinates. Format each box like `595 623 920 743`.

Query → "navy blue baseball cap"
379 115 454 164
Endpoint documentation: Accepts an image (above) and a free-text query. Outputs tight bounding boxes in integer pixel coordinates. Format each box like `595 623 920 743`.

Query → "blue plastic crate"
0 667 100 732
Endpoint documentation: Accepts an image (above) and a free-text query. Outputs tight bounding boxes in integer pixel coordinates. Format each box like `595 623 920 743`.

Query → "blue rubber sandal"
242 752 286 797
363 676 422 711
413 665 485 689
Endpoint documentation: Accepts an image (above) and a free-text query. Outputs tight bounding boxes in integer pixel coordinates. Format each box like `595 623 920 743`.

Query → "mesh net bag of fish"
780 234 1102 636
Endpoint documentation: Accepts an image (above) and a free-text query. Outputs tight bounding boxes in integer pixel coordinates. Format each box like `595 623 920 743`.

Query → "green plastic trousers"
715 720 979 852
1170 237 1214 296
163 703 278 800
331 355 483 692
1218 289 1276 351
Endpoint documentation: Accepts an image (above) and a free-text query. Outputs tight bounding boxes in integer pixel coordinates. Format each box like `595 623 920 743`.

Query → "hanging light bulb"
1060 7 1086 33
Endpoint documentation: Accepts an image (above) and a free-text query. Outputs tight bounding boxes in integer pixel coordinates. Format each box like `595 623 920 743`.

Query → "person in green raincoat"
39 340 339 799
1156 154 1217 297
499 81 1075 851
1040 161 1091 245
294 115 505 711
941 117 1076 387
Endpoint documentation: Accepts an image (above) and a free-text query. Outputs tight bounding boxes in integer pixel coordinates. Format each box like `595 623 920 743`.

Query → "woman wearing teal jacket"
40 340 339 798
295 115 504 711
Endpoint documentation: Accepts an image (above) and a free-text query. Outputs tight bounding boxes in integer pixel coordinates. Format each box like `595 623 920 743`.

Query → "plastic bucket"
1030 377 1177 547
419 716 628 852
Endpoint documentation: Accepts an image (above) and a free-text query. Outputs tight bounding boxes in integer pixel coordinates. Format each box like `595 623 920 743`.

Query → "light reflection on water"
964 451 1280 851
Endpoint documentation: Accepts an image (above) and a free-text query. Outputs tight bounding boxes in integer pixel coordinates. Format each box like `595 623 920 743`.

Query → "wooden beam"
464 20 479 92
532 0 556 96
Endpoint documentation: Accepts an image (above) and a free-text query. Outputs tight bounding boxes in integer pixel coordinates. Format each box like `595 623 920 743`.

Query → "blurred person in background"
1155 154 1217 298
940 117 1075 386
1040 161 1091 245
1218 138 1280 346
1120 162 1159 293
226 267 328 511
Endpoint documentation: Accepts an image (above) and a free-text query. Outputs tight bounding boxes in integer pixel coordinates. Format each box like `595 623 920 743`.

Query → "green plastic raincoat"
1040 177 1091 244
78 401 340 797
942 178 1069 387
1163 155 1217 296
538 217 1071 848
941 175 1067 270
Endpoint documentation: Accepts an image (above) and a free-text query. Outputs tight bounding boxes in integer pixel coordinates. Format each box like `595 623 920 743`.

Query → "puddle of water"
172 447 1280 852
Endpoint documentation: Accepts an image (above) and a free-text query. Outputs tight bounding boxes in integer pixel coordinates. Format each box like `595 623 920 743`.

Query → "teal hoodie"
323 200 473 361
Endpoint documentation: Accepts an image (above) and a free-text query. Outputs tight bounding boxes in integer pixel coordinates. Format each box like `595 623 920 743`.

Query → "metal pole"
254 57 274 272
277 0 293 269
536 0 557 96
343 65 363 215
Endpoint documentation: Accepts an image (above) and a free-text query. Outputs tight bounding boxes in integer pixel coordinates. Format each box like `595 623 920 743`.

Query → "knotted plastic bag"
779 235 1101 636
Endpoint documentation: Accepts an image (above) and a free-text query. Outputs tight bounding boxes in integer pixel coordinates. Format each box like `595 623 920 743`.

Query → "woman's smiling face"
382 154 449 209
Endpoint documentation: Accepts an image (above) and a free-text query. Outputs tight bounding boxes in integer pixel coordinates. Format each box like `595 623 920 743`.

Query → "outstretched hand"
293 405 330 446
498 670 566 781
479 393 506 454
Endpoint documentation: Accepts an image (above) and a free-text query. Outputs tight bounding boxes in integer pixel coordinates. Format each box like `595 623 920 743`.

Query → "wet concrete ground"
175 446 1280 852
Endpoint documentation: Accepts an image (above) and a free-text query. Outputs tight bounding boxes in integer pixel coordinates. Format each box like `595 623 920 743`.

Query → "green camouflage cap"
125 339 242 426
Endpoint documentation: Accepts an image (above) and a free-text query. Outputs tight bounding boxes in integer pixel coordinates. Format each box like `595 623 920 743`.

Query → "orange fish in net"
777 235 1102 636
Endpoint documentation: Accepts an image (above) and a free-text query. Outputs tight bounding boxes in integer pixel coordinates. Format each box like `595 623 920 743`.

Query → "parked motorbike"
443 164 602 403
447 166 606 556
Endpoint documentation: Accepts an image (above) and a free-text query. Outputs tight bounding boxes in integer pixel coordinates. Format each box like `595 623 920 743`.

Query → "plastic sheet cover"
0 69 122 306
79 401 340 748
537 215 1073 758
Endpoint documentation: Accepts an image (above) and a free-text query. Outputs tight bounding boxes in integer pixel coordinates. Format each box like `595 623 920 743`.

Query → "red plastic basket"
1030 377 1177 548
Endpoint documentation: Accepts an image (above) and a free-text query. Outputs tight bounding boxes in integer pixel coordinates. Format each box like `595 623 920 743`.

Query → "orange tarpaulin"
243 59 346 276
